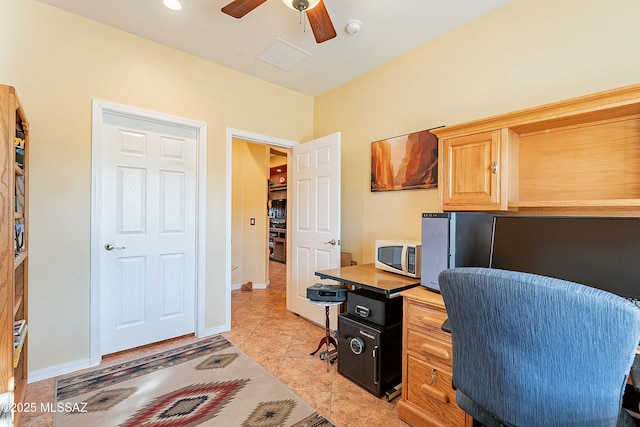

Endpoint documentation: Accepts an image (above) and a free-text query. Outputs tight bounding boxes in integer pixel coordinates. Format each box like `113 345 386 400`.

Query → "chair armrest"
441 318 451 333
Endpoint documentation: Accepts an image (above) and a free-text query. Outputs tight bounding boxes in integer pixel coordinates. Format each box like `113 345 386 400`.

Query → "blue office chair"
438 267 640 427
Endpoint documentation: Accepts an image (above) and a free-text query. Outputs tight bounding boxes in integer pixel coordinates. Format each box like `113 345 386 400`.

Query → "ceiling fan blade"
307 1 337 43
221 0 267 18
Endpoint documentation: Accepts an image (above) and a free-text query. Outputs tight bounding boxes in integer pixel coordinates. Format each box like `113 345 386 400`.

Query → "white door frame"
90 99 208 366
225 128 298 329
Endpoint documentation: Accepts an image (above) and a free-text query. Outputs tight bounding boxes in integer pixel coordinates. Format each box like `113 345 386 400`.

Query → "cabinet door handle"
490 161 498 174
421 315 445 328
420 383 450 404
373 346 379 385
421 343 451 360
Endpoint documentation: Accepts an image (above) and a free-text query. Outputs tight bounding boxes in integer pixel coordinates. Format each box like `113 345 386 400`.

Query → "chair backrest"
439 267 640 427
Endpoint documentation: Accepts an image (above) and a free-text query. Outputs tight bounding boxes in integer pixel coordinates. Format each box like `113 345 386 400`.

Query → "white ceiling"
36 0 512 97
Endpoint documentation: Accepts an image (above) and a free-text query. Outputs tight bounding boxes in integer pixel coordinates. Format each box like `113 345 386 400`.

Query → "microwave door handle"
401 246 408 273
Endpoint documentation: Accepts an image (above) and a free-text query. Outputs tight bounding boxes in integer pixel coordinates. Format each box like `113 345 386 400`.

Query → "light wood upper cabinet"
441 129 518 211
433 84 640 215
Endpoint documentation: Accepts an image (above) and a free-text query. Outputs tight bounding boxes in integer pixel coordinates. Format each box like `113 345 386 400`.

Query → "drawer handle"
420 383 450 404
420 343 451 360
420 315 445 328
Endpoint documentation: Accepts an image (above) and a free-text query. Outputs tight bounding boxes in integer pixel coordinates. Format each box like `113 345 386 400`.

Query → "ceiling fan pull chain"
300 10 307 33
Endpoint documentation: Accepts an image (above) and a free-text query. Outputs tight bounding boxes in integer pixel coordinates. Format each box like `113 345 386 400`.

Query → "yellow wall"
232 139 269 288
270 152 288 169
314 0 640 264
0 0 313 373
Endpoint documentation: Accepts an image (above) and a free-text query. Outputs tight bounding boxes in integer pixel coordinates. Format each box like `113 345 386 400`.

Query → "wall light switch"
250 218 255 225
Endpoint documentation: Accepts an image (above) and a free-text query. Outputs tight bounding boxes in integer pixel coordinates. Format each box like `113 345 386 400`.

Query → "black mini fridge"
337 314 402 397
421 212 494 292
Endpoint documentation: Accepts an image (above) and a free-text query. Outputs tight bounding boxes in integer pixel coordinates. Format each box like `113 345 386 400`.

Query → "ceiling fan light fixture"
282 0 321 12
162 0 182 11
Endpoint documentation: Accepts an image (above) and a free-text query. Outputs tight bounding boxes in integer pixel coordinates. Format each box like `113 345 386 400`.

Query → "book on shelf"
13 320 26 341
14 223 24 251
15 175 25 210
13 321 27 368
15 137 24 168
13 346 23 369
15 120 25 140
14 321 27 348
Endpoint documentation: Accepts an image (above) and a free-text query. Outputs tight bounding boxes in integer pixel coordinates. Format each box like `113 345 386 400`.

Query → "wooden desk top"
315 263 420 296
400 286 446 309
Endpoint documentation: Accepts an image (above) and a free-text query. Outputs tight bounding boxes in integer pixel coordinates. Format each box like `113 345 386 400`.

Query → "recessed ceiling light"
162 0 182 11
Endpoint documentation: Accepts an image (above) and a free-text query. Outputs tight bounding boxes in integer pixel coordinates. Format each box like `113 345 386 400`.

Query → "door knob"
104 243 126 251
324 239 337 246
490 161 499 174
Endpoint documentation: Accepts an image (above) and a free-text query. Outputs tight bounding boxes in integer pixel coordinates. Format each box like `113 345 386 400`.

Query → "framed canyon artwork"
371 129 438 192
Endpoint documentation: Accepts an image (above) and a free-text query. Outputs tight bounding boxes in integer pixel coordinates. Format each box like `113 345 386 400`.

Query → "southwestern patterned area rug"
54 335 334 427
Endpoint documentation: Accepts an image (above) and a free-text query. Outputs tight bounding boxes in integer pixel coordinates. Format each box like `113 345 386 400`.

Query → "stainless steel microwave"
374 240 421 278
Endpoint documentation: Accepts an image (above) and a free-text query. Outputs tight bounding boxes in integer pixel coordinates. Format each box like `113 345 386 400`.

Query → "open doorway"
227 128 297 332
230 140 291 291
225 128 341 329
268 148 287 265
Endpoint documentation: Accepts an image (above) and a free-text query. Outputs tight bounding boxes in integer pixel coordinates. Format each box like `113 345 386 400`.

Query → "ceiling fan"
221 0 337 44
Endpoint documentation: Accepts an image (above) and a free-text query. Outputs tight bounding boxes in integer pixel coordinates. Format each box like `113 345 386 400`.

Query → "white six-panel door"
290 133 341 326
99 112 197 355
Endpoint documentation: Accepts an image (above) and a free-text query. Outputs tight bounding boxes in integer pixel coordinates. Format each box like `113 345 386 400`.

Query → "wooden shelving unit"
0 84 29 423
269 164 287 263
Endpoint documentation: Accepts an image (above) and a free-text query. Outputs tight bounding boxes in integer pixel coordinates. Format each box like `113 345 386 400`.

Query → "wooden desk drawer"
406 354 465 426
407 329 452 368
406 300 450 339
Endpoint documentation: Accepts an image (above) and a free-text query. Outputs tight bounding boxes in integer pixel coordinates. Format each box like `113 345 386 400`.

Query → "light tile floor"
18 261 408 427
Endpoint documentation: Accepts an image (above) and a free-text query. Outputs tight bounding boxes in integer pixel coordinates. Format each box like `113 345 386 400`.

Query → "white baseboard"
29 326 235 384
29 358 95 383
199 325 230 337
231 281 269 290
253 281 269 290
